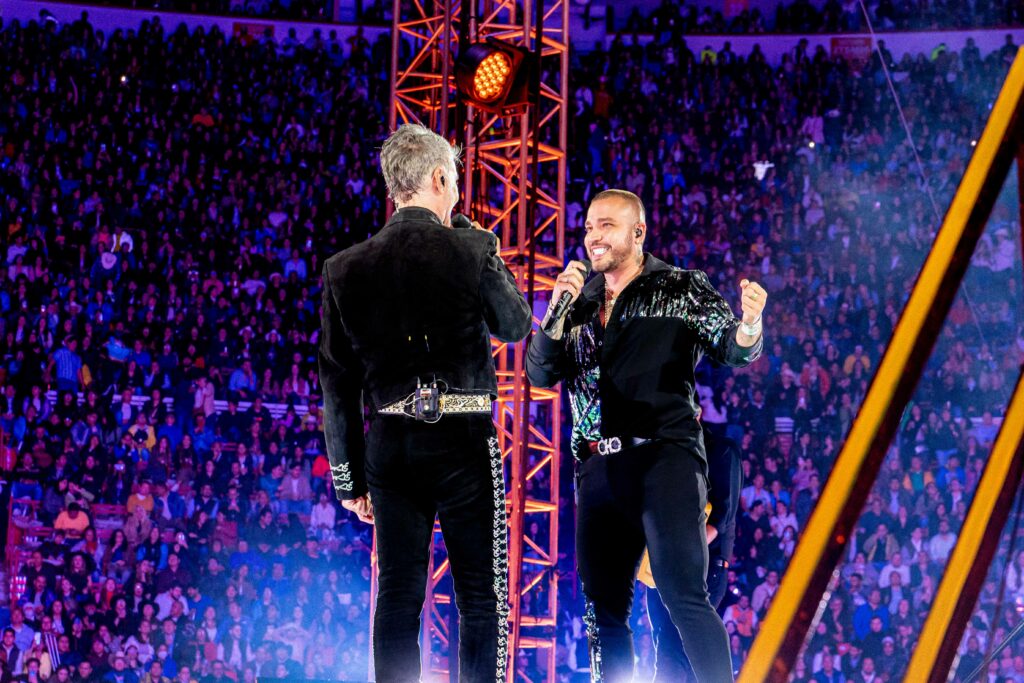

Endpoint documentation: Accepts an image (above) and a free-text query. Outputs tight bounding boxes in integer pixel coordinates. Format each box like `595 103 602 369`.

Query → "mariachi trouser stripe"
487 436 510 681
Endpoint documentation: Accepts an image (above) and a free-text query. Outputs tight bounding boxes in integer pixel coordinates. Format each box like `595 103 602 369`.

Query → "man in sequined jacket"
526 189 766 682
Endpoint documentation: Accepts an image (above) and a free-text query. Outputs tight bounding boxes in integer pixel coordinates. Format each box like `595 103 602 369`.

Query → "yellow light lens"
473 52 512 102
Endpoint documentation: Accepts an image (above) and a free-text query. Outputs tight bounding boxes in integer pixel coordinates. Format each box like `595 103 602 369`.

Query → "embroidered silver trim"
330 461 353 492
377 393 493 416
583 598 604 681
441 393 492 414
487 436 510 681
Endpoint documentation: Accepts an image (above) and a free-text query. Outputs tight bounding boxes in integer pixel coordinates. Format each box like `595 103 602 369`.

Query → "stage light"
455 40 534 113
473 52 512 102
808 141 816 149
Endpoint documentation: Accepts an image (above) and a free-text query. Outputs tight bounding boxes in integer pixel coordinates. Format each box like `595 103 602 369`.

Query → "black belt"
586 436 654 457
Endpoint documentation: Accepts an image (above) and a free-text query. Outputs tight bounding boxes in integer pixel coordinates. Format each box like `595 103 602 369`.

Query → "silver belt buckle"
597 437 622 456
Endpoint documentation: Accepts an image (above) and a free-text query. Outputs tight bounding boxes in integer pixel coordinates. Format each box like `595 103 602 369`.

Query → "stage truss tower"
384 0 569 680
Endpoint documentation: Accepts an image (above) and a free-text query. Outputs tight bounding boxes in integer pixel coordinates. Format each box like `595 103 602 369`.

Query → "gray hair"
380 124 460 204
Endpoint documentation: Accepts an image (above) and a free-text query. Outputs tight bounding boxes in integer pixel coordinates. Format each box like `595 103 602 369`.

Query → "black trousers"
647 560 729 682
576 440 733 683
366 414 508 683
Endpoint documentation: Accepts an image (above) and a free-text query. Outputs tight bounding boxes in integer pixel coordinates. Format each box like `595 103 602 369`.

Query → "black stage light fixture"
455 39 535 113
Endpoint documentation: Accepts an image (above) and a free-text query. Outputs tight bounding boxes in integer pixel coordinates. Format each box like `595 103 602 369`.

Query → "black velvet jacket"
526 255 762 464
319 207 532 500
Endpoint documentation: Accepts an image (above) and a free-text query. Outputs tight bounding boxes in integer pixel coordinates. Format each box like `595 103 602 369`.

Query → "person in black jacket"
319 123 532 682
645 421 743 682
527 189 766 682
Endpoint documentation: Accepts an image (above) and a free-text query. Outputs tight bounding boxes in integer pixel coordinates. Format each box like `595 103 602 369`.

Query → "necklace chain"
602 261 644 326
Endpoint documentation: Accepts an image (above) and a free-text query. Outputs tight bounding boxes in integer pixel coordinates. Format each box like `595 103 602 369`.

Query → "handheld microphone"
451 213 473 229
542 260 592 335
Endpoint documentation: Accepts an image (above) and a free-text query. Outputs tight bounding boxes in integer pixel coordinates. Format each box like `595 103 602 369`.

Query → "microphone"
542 260 592 335
451 213 473 229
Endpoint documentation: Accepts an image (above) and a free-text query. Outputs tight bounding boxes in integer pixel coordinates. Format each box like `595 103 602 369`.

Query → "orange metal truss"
384 0 569 680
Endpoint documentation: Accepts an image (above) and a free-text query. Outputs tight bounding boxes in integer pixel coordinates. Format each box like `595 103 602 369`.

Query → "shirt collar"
579 253 671 303
385 206 444 227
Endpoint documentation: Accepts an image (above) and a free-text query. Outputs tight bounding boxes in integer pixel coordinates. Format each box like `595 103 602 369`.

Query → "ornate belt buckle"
598 437 622 456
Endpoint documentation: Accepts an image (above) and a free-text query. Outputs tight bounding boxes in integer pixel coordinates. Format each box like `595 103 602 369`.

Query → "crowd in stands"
42 0 387 23
0 12 388 682
0 7 1022 683
619 0 1024 35
68 0 337 21
97 0 325 20
30 0 1024 33
563 20 1023 683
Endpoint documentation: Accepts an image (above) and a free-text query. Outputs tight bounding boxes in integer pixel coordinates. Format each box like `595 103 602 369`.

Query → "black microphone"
542 260 592 335
451 213 473 229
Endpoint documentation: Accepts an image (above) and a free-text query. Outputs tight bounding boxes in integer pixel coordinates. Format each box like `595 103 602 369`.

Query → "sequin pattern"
583 597 604 681
615 269 736 349
566 323 602 460
562 269 740 461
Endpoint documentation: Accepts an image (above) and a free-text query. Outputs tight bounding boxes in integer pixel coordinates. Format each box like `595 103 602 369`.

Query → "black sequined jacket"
526 255 762 463
319 207 532 500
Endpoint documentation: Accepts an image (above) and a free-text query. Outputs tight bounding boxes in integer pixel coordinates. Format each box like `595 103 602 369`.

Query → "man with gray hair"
320 123 532 682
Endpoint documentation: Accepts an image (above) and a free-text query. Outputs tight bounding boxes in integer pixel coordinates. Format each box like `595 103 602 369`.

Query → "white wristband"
740 316 762 337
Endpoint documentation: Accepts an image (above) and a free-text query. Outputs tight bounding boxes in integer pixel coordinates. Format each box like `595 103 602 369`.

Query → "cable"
856 1 941 220
960 482 1024 681
857 2 1021 672
856 0 990 349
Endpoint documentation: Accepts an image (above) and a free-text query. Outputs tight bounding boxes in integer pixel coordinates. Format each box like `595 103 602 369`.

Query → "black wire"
960 479 1024 682
855 0 990 349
